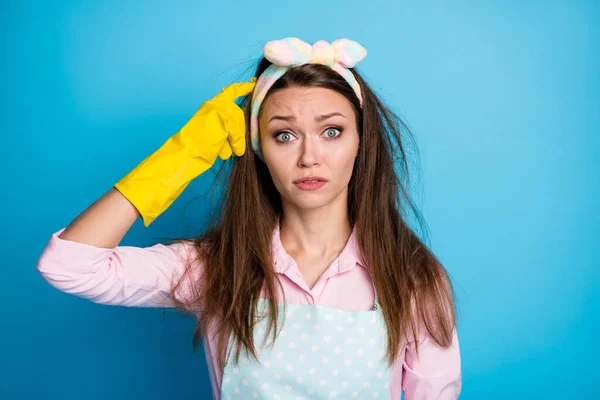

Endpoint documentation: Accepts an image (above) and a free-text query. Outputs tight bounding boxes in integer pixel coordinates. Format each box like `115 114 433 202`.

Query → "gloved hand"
114 78 256 227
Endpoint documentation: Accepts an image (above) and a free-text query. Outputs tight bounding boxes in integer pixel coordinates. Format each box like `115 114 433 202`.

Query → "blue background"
2 0 598 399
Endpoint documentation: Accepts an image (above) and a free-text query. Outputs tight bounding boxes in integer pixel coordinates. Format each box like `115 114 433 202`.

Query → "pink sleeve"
36 228 200 307
402 326 462 399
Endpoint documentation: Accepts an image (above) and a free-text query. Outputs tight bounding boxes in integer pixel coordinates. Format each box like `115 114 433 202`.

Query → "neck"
279 195 352 258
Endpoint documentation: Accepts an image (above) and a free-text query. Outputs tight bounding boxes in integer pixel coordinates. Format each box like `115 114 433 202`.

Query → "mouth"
293 176 328 190
293 176 328 184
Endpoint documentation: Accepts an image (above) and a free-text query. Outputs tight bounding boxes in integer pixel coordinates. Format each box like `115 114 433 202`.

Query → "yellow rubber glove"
114 78 256 227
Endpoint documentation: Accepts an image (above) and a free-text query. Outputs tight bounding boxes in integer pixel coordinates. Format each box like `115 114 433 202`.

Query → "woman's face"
259 86 360 211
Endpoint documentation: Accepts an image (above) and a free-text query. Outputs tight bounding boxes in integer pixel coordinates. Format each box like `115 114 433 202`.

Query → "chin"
288 196 333 210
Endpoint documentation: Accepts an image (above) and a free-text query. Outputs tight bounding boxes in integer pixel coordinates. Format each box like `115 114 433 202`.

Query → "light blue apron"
220 280 390 399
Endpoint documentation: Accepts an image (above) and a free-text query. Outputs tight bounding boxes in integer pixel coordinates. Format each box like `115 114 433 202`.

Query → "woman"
37 38 462 399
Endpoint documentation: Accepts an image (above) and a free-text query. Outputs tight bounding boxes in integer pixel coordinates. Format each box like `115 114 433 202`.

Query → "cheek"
265 155 293 189
330 144 358 166
330 150 358 183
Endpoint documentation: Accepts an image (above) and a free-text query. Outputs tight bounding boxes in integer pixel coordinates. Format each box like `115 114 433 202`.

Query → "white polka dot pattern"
220 299 390 398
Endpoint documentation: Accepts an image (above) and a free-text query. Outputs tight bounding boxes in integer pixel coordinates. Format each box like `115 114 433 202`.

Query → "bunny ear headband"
249 37 367 161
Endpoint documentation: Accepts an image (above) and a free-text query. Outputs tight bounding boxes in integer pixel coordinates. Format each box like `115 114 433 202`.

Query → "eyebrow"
267 112 347 124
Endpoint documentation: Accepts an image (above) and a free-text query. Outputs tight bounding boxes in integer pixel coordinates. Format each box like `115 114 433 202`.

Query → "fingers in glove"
215 80 256 102
225 118 246 157
218 141 233 160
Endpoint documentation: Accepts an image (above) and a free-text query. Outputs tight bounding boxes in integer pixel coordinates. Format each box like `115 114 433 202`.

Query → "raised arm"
36 188 197 307
58 187 140 248
37 79 256 307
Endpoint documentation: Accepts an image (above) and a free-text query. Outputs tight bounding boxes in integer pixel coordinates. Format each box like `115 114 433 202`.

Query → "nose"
297 134 321 167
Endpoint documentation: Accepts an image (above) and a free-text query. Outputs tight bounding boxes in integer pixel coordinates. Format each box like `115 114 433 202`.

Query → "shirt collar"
271 219 366 274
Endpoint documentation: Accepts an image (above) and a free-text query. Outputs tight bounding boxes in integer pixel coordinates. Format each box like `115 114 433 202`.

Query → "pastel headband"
249 37 368 161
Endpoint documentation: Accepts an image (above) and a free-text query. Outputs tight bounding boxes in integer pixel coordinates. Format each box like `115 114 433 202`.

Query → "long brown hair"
170 58 457 372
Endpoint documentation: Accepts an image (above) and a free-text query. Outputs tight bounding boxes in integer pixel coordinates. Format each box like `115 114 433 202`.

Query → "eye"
274 132 295 143
273 126 344 143
324 126 343 138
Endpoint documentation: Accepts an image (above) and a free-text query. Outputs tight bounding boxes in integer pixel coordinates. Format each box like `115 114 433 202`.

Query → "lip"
293 176 328 184
294 181 327 190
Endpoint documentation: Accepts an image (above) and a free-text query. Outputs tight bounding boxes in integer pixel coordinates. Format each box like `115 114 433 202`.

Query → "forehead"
260 86 355 117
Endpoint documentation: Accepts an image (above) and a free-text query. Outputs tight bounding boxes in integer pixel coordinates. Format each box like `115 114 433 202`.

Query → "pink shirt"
37 223 462 399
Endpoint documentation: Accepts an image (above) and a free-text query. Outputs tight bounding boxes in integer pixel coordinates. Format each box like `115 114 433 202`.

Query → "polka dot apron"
220 280 390 399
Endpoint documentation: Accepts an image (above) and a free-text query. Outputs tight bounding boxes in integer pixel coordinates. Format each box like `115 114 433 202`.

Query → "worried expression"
258 86 360 210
